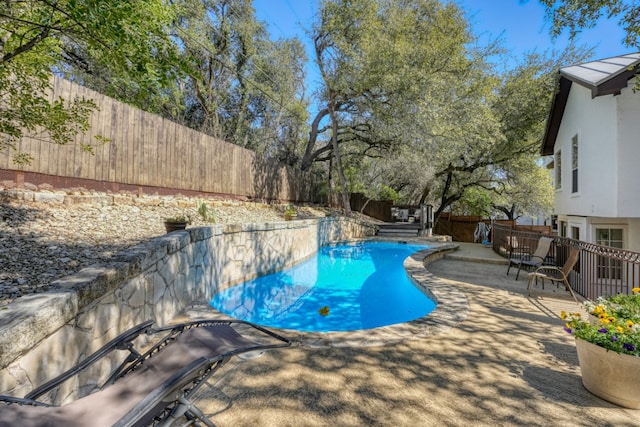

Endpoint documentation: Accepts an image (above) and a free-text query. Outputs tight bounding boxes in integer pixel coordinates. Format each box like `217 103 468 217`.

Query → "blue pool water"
209 241 436 332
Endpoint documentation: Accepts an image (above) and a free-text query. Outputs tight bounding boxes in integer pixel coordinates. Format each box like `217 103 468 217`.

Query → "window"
571 226 580 240
571 135 578 193
596 228 623 280
555 150 562 189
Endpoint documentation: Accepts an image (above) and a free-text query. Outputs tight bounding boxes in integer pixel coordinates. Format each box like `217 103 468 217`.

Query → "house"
542 53 640 252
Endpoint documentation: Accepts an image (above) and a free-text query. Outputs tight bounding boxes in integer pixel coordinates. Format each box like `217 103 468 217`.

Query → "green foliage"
451 188 493 217
377 185 399 203
418 47 589 219
305 0 474 167
0 49 104 164
168 0 308 158
304 0 474 211
284 204 297 216
300 0 584 217
345 161 400 202
197 201 216 223
0 0 178 163
535 0 639 50
492 156 555 220
535 0 639 91
563 289 640 356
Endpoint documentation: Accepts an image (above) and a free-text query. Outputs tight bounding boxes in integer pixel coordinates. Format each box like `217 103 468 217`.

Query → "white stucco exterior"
554 85 618 217
553 76 640 251
617 84 640 217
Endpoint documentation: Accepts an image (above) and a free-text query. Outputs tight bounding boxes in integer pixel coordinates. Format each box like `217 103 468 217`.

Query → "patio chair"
506 236 554 280
0 319 290 427
527 246 581 303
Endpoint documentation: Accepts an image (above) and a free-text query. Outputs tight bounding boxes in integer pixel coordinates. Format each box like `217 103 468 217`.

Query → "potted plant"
284 203 297 221
164 215 190 233
562 288 640 408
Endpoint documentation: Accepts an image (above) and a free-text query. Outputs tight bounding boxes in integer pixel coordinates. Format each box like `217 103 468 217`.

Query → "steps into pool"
376 223 420 237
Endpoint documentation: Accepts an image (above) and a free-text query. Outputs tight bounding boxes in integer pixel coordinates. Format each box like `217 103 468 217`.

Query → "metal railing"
493 224 640 301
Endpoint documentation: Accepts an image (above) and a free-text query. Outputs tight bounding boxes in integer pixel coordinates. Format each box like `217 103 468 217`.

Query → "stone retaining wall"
0 217 376 401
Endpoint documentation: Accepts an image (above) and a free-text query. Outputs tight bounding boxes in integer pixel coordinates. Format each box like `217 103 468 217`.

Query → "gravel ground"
0 190 338 307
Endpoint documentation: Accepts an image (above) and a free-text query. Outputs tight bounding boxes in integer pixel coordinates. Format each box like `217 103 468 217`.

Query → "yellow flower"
627 320 635 328
593 305 604 314
600 317 611 324
560 311 567 320
617 326 625 334
632 287 640 294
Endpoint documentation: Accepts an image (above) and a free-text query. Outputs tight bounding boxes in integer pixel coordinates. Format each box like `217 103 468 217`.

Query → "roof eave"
541 75 571 156
541 62 640 156
592 66 639 96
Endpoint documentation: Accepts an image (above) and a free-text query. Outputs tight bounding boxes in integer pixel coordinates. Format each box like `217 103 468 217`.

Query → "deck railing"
492 224 640 301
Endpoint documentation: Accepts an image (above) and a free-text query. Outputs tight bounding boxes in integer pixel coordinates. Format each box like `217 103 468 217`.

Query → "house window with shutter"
555 150 562 190
571 135 578 193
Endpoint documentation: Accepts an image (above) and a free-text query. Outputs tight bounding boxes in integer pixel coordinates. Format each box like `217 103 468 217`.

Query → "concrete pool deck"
180 242 640 426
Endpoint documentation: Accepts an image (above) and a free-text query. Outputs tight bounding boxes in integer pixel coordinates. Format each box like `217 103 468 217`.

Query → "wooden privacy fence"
493 224 640 300
349 193 393 222
434 213 520 242
0 76 314 201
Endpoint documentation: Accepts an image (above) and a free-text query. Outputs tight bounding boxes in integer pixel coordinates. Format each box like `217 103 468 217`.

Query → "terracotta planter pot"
164 221 188 233
575 337 640 409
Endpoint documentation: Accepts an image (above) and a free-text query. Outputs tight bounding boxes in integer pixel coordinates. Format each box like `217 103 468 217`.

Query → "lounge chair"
0 319 290 427
527 246 581 303
507 236 554 280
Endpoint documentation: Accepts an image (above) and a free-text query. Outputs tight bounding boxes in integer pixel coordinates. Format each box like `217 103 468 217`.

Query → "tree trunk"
418 185 431 205
300 107 330 170
493 203 516 220
359 197 372 214
328 100 351 214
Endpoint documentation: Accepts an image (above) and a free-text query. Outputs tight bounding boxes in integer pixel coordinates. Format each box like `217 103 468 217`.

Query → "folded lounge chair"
507 236 554 280
0 319 290 427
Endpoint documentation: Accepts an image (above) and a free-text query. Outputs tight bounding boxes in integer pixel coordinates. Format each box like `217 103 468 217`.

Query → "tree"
304 0 473 212
0 46 100 164
490 156 555 221
302 1 589 218
167 0 308 156
0 0 179 163
412 47 591 221
533 0 640 50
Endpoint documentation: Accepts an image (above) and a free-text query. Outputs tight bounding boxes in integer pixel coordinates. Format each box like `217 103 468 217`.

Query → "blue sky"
253 0 632 84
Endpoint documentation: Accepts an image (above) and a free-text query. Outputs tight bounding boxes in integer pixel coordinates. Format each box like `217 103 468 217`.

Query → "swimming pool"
209 241 437 332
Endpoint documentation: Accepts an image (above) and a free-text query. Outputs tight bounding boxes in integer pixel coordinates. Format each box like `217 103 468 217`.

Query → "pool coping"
183 241 470 348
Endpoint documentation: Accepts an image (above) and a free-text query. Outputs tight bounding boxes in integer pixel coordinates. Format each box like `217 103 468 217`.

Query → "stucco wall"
616 77 640 217
555 77 640 220
554 84 618 217
0 217 376 401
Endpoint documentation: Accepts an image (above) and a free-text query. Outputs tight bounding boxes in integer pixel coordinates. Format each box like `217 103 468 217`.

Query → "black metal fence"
493 224 640 301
